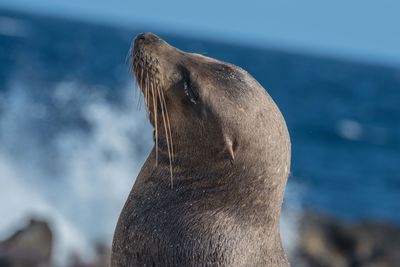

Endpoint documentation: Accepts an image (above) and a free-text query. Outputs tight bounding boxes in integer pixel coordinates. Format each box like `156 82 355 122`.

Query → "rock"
295 213 400 267
1 213 399 267
0 219 52 267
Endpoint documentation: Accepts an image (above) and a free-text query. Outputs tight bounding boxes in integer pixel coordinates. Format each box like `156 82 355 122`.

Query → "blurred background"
0 1 399 266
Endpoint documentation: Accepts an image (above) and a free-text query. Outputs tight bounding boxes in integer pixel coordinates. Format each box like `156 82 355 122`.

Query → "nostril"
134 32 161 48
135 33 146 43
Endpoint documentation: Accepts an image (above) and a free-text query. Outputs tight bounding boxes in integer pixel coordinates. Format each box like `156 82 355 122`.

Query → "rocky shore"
293 213 400 267
1 213 399 267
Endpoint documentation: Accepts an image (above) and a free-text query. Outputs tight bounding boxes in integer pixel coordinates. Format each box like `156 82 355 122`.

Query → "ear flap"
224 135 236 164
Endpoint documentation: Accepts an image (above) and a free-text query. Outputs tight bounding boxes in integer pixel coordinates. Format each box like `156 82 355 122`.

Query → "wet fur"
112 33 291 266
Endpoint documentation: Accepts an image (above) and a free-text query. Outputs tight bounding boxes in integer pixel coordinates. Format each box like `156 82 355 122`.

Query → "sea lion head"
132 32 290 183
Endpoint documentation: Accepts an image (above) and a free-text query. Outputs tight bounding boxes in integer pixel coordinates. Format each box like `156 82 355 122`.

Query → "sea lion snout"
131 33 184 105
134 32 161 47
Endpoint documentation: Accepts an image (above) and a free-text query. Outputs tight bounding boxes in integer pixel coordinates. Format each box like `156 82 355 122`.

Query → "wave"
0 79 302 264
0 80 152 264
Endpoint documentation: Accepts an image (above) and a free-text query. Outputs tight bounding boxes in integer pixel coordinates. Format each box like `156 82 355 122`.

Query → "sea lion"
111 32 291 266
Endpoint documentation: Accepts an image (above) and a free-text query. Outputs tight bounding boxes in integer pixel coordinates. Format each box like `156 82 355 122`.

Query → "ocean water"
0 9 399 264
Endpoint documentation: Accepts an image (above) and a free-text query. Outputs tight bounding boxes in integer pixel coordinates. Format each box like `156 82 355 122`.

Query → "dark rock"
0 219 52 267
1 214 399 267
295 213 400 267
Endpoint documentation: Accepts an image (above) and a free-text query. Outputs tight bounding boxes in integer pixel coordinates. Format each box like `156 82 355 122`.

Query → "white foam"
0 81 301 264
0 81 152 265
0 153 93 264
337 119 363 140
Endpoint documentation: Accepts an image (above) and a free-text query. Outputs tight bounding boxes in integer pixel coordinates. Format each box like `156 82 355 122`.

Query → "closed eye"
182 69 198 104
184 81 197 104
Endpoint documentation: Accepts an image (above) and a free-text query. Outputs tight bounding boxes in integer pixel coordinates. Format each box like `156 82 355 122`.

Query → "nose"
134 32 160 46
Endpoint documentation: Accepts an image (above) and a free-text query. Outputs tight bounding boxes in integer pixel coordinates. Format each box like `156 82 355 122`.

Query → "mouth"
132 47 160 113
131 33 165 120
131 33 175 185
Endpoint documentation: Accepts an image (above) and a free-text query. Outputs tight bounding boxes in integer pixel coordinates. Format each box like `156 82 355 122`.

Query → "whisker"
133 59 143 111
156 83 174 188
140 68 144 89
144 72 149 112
135 81 142 111
138 67 146 110
159 78 174 160
125 45 133 70
151 81 158 166
135 62 144 111
132 50 174 188
132 58 142 105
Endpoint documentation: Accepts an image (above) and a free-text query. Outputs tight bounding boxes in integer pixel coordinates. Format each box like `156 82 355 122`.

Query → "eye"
183 81 197 105
183 70 198 105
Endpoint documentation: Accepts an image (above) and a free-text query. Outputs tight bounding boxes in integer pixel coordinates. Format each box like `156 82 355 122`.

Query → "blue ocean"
0 9 399 262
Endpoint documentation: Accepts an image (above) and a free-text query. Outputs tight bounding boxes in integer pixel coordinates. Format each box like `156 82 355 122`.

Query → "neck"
147 144 287 225
134 146 288 264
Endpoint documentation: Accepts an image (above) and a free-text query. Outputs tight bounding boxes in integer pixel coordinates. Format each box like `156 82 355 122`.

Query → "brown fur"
111 33 291 266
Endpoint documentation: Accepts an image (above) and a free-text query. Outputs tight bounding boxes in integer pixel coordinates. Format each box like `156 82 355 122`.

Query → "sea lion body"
112 33 291 266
